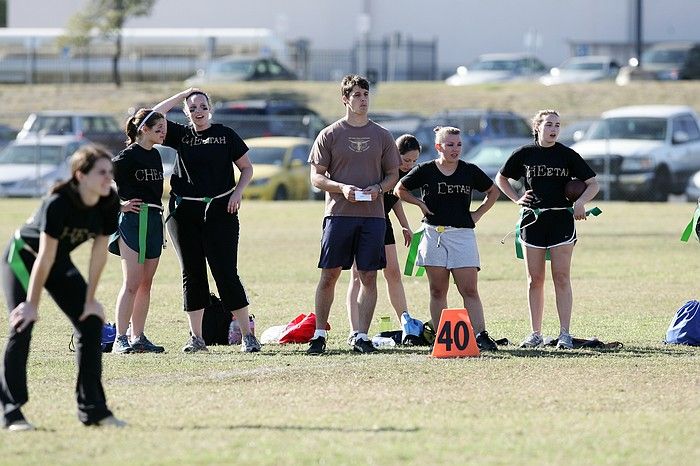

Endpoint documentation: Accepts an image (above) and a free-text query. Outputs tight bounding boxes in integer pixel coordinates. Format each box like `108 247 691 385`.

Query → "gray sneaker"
182 335 208 353
241 333 261 353
519 332 543 348
556 332 574 349
347 331 358 347
113 335 133 354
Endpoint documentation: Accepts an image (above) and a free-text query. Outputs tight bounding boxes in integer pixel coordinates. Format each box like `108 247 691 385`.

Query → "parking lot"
2 80 700 202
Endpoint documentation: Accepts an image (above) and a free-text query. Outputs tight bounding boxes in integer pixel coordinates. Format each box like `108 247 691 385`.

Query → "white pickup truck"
571 105 700 201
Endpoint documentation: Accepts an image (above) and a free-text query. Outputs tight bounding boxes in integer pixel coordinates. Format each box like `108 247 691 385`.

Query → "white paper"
355 191 372 201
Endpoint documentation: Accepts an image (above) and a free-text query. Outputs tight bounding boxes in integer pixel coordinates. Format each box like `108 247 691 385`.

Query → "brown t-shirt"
308 119 400 218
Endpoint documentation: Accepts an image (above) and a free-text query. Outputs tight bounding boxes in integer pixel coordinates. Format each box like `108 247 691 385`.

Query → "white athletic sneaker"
556 332 574 349
7 419 35 432
519 332 544 348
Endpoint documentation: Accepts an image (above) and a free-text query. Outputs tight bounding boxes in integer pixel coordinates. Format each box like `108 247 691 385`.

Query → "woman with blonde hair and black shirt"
395 126 500 351
151 88 260 353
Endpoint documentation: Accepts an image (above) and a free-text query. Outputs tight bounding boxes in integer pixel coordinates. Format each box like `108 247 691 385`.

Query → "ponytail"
125 108 164 145
125 115 138 144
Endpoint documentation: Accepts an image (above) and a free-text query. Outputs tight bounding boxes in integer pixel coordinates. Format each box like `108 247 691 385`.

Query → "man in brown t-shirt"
306 74 400 355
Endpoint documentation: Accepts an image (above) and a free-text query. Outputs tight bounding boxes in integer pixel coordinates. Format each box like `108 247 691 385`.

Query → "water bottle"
372 336 396 348
379 316 392 333
228 317 242 345
248 314 256 336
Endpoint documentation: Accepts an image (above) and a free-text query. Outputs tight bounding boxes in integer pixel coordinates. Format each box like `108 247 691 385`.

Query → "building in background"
4 0 700 82
0 27 289 83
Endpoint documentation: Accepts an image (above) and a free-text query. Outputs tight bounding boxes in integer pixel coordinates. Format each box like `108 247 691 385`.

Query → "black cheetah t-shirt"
499 142 596 208
112 143 164 206
400 160 494 228
164 121 248 199
383 169 408 216
19 188 119 256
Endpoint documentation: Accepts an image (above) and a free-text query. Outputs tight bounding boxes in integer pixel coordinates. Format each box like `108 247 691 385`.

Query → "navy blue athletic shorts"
318 216 386 271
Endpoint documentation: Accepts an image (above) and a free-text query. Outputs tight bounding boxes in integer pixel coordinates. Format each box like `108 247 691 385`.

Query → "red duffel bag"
278 313 331 344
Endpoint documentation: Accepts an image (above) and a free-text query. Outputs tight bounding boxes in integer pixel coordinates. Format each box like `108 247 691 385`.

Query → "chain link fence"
0 35 438 84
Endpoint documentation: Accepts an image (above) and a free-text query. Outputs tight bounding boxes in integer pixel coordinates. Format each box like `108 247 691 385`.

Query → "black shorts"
108 209 164 259
520 208 576 249
384 216 395 246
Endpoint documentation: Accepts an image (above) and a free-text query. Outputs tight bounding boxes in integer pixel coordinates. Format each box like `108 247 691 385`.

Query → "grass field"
0 197 698 465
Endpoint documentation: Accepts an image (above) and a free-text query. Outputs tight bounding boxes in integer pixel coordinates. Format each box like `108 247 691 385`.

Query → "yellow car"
243 137 314 200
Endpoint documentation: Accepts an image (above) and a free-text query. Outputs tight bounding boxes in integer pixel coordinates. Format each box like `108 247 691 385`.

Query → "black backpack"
201 293 231 345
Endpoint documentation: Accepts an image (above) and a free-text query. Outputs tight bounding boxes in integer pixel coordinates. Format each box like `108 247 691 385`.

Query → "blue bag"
400 311 424 345
69 322 117 353
101 323 117 352
665 300 700 346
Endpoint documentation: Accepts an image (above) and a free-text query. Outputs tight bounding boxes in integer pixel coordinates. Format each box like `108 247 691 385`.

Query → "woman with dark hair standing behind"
495 109 599 349
151 88 260 353
346 134 421 345
1 146 126 431
109 108 167 354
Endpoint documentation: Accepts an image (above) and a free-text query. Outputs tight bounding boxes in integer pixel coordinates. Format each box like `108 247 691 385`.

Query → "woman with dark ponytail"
109 109 167 354
1 145 125 431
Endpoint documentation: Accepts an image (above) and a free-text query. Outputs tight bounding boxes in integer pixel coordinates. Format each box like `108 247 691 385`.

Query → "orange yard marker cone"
431 308 480 358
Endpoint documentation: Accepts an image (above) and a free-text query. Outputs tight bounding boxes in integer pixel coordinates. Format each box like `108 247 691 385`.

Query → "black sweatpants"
167 197 249 313
0 243 112 426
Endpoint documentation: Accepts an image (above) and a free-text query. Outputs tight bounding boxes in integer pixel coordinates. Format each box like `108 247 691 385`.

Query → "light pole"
635 0 643 66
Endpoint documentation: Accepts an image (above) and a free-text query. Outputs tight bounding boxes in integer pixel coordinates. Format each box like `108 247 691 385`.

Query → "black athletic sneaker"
475 330 498 351
130 334 165 353
353 337 376 354
307 336 326 355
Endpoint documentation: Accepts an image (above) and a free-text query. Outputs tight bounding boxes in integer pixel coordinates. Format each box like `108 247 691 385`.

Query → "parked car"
0 123 18 150
539 56 620 85
154 144 178 198
16 111 125 154
684 170 700 201
413 109 532 163
243 137 313 200
616 42 700 85
462 138 531 199
445 53 547 86
0 135 90 197
571 105 700 201
212 99 326 140
184 56 297 85
370 112 423 140
558 119 598 147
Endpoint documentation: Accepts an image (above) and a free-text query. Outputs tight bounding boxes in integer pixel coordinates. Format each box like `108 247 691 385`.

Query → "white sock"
356 332 369 341
313 329 327 339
